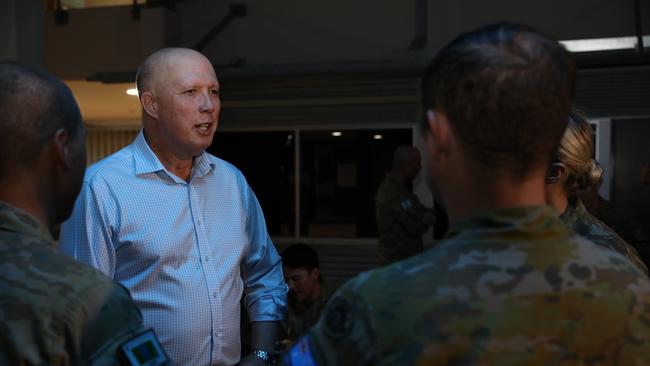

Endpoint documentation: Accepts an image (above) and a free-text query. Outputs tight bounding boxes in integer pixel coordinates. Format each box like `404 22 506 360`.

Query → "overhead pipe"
634 0 644 54
409 0 428 50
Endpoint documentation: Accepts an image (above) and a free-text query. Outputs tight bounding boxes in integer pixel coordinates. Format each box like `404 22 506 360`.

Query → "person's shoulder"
25 240 113 290
575 208 633 251
335 250 446 308
0 236 120 323
84 144 134 183
204 153 252 188
206 153 241 173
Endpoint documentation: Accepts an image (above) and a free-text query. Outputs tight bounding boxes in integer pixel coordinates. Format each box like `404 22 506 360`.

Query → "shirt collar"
0 201 54 244
132 129 166 175
131 129 215 180
192 152 214 179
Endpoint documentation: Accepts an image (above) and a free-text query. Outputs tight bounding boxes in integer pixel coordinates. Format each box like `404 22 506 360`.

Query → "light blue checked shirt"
59 131 288 365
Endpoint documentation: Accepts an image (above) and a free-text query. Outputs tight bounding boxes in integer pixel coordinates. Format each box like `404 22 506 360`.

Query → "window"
208 128 412 240
208 131 295 237
299 129 412 238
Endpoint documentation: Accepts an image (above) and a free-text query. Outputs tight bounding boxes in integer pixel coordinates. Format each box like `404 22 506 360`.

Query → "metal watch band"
251 349 272 363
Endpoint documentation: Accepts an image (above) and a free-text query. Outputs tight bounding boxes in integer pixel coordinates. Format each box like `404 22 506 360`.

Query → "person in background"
282 22 650 365
545 110 648 274
578 161 618 226
0 61 164 365
375 145 435 265
578 162 643 247
59 48 287 366
281 243 329 344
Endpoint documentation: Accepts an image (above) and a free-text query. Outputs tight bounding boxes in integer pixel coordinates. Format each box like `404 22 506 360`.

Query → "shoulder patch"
400 199 413 210
323 297 354 338
118 329 169 366
285 335 318 366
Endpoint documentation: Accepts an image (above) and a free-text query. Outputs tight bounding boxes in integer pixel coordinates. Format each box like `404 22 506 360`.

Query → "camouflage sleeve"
281 281 378 366
75 281 156 365
624 244 648 275
392 194 435 236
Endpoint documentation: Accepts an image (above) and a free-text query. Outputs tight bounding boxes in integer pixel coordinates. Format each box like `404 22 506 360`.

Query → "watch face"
253 349 271 362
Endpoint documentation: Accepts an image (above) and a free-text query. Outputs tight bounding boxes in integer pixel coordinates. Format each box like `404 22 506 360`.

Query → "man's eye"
210 89 219 96
185 89 195 95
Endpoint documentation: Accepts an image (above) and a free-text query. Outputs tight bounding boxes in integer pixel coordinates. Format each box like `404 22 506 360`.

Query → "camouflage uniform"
560 198 648 274
282 206 650 366
376 174 435 265
283 285 330 342
0 202 152 365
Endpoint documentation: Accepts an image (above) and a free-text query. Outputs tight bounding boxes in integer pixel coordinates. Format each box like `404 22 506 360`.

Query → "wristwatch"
251 349 275 365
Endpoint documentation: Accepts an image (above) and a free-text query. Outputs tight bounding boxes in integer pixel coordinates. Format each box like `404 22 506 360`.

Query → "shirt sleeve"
240 183 288 322
59 178 117 278
281 280 377 366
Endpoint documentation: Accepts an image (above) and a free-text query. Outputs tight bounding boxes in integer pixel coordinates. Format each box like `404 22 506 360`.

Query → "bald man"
375 145 435 265
60 48 288 366
0 62 166 365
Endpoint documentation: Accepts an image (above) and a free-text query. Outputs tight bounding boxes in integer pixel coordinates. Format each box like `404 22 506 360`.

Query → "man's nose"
199 91 215 112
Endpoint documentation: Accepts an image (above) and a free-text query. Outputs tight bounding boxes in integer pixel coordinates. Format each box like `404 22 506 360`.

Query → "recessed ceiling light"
332 131 342 137
560 35 650 52
373 134 383 140
126 88 138 96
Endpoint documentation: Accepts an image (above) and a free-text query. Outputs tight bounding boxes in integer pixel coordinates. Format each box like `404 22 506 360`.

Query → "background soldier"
375 145 435 265
281 243 329 344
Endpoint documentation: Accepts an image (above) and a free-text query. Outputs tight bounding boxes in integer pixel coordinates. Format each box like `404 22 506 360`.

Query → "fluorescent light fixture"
560 35 650 52
373 134 383 140
126 88 138 96
332 131 342 137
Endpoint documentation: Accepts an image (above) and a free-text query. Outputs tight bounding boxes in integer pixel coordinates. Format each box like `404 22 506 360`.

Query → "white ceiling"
65 80 141 126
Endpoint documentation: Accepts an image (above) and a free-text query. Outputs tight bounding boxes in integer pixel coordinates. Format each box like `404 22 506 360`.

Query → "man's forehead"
153 52 218 87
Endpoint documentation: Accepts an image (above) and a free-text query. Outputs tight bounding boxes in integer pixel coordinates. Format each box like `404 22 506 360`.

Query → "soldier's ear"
51 128 71 171
425 110 450 163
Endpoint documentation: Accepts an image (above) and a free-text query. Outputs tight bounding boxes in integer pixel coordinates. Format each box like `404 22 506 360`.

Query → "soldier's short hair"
0 61 83 177
421 22 576 178
282 243 320 270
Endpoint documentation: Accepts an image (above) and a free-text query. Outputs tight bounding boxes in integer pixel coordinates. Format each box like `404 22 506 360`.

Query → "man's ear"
140 91 158 119
51 128 71 171
425 110 450 162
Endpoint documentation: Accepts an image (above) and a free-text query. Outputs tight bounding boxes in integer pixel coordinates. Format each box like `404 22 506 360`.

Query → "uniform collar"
0 201 54 244
559 196 587 223
447 206 566 239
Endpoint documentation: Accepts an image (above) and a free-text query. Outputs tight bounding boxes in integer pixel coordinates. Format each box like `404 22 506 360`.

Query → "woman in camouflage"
545 109 648 274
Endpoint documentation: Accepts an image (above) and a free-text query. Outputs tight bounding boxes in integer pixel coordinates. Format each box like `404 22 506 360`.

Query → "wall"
177 0 650 65
612 118 650 245
1 0 44 67
44 0 649 78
